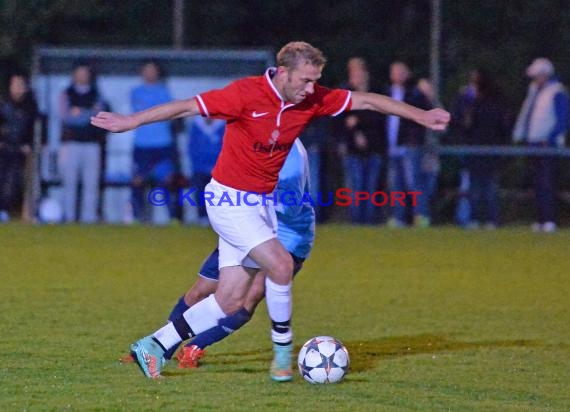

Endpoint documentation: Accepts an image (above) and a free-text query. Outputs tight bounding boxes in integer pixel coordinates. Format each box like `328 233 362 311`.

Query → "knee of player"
184 288 210 306
245 286 266 309
214 290 246 314
281 253 295 273
269 255 294 285
219 298 246 315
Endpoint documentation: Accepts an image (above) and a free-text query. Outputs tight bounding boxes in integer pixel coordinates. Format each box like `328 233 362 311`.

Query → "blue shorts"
198 247 305 281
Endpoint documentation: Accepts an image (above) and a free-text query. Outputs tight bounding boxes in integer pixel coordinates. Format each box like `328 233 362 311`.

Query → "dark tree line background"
2 0 570 109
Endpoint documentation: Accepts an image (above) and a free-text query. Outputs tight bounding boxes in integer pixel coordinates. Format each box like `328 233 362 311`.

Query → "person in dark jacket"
0 73 39 222
58 62 106 223
338 57 386 224
385 62 433 227
461 70 510 228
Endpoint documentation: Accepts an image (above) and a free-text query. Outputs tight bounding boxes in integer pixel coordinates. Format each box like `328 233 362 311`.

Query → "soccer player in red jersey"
92 41 450 380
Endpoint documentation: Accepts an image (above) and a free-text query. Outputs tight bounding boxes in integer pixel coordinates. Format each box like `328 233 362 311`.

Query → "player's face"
282 63 322 104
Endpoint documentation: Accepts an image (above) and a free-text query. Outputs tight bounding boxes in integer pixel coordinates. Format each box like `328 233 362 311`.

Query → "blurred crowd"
0 57 567 231
309 56 568 232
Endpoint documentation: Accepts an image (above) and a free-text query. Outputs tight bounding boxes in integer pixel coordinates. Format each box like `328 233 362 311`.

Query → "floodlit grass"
0 224 569 411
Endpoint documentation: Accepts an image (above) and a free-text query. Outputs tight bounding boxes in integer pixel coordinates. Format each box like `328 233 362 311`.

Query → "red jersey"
195 68 351 193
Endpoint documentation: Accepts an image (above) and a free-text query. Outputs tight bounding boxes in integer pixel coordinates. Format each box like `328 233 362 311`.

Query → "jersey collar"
264 67 286 103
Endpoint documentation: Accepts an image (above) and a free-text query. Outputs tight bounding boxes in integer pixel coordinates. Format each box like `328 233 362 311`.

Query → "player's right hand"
91 112 138 133
420 108 451 132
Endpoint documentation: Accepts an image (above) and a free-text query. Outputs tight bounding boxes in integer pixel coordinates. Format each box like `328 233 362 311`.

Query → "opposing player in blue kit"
124 138 315 377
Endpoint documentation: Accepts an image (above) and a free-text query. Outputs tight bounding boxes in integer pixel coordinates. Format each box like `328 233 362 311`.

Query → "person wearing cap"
513 58 569 232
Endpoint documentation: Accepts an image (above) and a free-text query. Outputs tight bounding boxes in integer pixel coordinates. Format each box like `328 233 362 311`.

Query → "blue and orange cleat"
130 336 166 379
270 343 293 382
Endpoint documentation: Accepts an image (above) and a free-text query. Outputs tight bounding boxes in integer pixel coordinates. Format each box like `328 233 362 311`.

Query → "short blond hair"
276 41 327 70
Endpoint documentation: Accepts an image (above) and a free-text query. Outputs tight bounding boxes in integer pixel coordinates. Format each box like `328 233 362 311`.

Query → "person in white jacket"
513 58 569 233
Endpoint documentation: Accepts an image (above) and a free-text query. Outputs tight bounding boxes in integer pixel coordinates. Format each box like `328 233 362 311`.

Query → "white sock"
265 278 293 344
153 294 226 351
153 322 181 351
182 294 226 335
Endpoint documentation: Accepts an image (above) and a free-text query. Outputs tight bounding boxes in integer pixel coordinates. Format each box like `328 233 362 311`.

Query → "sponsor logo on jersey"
253 141 293 153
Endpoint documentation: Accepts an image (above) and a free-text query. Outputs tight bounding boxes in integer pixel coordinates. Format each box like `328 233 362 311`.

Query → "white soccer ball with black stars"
297 336 349 384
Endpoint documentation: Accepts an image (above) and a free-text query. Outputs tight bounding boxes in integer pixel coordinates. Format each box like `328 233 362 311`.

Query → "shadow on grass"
343 334 539 373
161 334 540 377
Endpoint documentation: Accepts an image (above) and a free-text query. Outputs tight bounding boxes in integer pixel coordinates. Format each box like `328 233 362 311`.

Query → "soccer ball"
297 336 349 384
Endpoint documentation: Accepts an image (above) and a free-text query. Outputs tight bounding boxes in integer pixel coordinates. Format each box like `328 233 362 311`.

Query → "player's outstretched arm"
351 91 450 131
91 98 200 133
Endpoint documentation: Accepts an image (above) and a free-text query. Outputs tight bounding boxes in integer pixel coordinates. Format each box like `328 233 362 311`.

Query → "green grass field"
1 224 569 411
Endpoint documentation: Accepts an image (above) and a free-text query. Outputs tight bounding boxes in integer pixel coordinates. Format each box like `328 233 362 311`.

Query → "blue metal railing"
436 145 570 157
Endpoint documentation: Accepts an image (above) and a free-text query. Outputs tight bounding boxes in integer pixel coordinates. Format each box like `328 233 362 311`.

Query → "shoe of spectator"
542 222 557 233
465 221 480 230
387 217 405 228
531 222 557 233
413 215 431 228
0 210 10 223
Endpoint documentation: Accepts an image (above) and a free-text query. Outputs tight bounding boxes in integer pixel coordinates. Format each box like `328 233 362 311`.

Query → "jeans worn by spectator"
389 148 434 226
346 153 382 224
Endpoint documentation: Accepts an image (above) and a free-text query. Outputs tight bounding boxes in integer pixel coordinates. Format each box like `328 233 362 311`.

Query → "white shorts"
205 178 278 269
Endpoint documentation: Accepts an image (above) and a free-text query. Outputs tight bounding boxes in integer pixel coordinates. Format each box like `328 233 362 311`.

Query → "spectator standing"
59 62 106 223
385 62 433 227
461 70 510 229
337 57 386 224
0 74 39 222
451 70 480 128
187 116 224 226
416 77 440 224
513 58 568 232
130 60 177 223
450 69 482 226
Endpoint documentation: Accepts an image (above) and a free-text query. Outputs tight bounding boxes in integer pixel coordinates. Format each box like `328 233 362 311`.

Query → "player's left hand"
420 108 450 131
